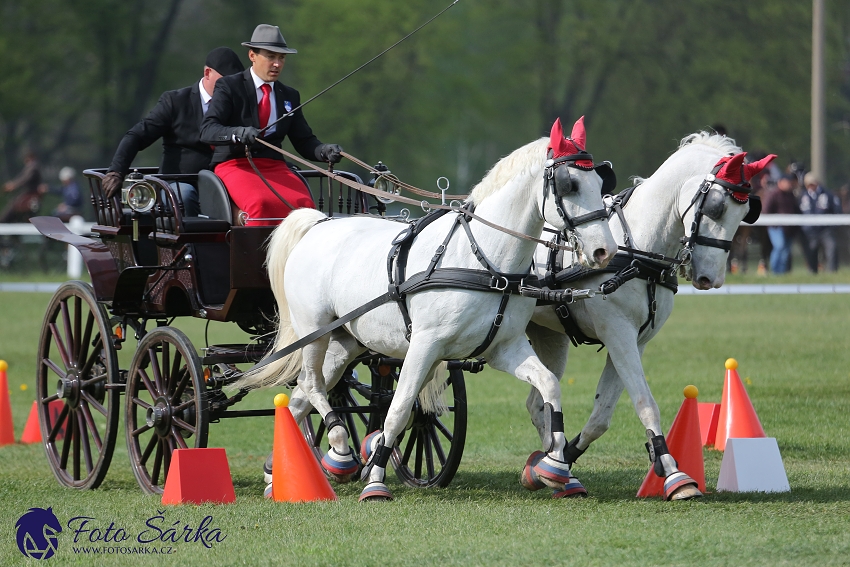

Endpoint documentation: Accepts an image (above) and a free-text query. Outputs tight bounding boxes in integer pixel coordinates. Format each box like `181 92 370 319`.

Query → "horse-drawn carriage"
31 117 768 503
31 164 475 494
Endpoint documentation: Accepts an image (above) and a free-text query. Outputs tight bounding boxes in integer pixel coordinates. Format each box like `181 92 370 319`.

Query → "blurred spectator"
763 174 800 274
49 167 84 221
0 150 46 223
799 172 841 273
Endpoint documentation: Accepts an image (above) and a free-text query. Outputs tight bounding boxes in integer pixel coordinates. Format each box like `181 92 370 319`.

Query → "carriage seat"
198 170 233 222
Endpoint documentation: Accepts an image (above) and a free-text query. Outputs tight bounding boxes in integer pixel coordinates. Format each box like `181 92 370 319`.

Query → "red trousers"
215 158 315 226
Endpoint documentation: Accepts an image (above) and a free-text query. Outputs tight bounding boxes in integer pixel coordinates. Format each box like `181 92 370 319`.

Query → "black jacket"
108 82 212 175
199 69 322 165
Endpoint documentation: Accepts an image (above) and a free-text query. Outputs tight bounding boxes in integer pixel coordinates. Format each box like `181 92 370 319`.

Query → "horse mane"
467 138 546 204
678 131 742 156
625 131 744 193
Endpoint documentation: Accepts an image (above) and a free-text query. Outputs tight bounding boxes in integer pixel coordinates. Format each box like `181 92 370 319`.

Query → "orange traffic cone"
637 385 706 497
21 400 67 444
0 361 15 446
271 393 337 502
714 358 765 451
697 402 721 447
162 448 236 505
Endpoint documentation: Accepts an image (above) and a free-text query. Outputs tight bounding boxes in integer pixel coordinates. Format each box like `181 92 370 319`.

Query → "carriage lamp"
370 161 401 205
120 169 144 205
126 181 157 213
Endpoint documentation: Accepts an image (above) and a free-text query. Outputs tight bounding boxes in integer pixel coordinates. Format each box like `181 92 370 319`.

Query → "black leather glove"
315 143 343 164
234 126 260 145
102 171 124 199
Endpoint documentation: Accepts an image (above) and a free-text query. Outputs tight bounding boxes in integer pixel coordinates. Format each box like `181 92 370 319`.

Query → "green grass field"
0 290 849 566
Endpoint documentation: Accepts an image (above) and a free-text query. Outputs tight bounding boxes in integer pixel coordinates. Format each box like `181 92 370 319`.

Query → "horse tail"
233 208 327 390
418 361 450 415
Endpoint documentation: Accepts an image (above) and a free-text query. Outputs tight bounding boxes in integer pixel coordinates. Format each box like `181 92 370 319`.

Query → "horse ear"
743 154 777 182
549 118 566 154
716 152 747 184
570 116 587 150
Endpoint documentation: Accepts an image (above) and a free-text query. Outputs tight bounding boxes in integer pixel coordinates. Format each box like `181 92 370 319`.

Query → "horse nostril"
697 276 712 288
593 248 609 264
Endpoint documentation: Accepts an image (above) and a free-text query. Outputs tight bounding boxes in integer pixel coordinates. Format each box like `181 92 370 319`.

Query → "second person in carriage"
200 24 344 226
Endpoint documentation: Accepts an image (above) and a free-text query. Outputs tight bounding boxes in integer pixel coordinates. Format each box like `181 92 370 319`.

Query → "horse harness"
246 147 612 373
543 160 761 349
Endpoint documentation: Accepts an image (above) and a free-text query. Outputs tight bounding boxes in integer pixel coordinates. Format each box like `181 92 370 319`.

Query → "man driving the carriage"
199 24 343 226
101 47 246 215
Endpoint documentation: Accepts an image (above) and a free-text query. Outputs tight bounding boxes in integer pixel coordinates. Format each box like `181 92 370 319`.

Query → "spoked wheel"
125 327 208 495
302 363 467 488
36 281 120 489
391 366 467 488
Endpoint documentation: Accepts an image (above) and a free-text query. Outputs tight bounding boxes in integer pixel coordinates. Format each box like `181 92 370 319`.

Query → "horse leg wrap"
359 435 393 481
358 440 395 502
551 475 588 499
663 471 702 501
263 452 273 484
520 451 547 491
542 403 564 453
645 431 675 478
320 411 359 481
324 411 346 436
564 434 586 466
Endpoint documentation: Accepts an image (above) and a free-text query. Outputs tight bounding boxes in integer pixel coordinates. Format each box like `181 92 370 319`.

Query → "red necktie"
258 84 271 129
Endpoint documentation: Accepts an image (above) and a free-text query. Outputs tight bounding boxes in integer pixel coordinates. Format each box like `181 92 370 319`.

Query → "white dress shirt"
198 79 213 115
250 68 277 135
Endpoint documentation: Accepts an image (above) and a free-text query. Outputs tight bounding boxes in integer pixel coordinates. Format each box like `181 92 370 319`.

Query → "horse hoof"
264 482 274 499
263 453 273 484
532 454 573 489
664 471 703 501
521 451 547 491
552 477 588 498
359 481 394 502
360 430 382 463
321 447 360 483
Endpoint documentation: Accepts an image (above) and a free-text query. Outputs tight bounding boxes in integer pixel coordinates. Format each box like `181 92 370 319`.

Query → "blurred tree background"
1 0 849 198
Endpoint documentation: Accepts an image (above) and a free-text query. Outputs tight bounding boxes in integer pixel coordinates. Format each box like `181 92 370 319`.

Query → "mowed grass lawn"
0 289 848 566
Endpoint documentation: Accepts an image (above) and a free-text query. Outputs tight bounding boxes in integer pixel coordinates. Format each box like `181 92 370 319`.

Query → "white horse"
523 133 775 500
240 118 617 501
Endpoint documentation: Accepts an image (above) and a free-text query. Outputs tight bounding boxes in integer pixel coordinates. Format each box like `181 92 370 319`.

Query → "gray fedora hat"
242 24 297 54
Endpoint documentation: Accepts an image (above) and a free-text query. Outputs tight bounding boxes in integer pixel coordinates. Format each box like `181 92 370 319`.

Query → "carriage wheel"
302 364 467 488
125 327 208 495
391 366 467 488
36 281 120 489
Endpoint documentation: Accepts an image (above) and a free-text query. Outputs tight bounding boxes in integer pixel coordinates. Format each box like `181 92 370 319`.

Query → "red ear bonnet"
743 154 777 182
548 117 594 168
712 152 749 202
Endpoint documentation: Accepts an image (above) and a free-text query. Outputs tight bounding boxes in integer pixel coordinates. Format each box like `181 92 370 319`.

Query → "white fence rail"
0 215 849 279
748 214 850 226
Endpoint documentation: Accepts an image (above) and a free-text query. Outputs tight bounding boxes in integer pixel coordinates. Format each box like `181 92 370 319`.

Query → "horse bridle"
542 151 612 237
678 162 761 265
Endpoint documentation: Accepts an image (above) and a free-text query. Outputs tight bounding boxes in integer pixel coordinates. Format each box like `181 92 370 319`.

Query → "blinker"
702 187 727 220
594 162 617 195
554 163 575 195
743 195 761 224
